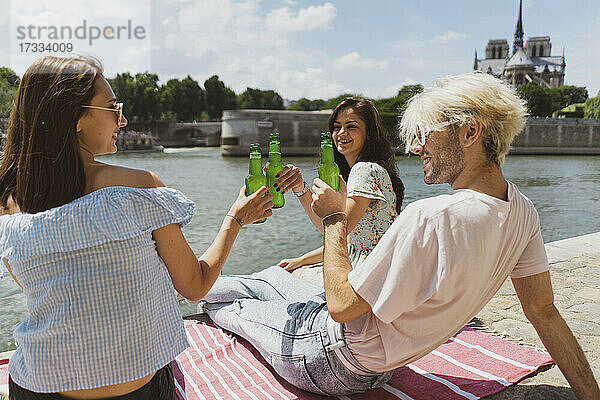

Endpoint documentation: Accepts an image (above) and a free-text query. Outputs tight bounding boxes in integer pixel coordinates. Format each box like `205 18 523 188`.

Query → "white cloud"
152 1 344 99
276 67 344 99
431 30 468 43
333 52 389 71
163 0 265 57
265 3 336 32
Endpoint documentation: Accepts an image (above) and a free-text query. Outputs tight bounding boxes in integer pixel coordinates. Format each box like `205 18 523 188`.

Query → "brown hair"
0 55 103 213
329 97 405 213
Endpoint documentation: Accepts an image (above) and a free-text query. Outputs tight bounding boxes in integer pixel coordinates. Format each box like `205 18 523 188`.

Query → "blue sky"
1 0 599 100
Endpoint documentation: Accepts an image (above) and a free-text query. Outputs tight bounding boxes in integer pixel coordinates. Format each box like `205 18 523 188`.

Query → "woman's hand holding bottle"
273 164 305 194
228 186 273 226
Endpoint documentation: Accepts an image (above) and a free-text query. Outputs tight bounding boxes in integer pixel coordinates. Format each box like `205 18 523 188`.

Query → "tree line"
515 82 599 118
107 73 284 122
0 68 286 122
0 66 422 140
105 73 424 129
1 65 599 123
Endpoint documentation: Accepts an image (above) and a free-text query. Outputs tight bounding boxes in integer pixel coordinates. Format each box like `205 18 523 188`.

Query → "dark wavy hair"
328 97 404 213
0 55 103 213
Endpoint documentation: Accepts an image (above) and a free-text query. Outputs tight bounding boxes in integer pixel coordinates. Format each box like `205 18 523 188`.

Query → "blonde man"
310 72 599 399
203 72 598 398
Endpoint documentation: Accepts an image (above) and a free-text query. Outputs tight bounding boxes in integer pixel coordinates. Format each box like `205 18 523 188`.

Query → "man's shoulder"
507 181 535 208
506 182 540 227
404 191 474 217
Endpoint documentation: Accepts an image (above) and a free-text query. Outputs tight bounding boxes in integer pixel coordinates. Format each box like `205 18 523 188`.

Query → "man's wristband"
321 211 347 224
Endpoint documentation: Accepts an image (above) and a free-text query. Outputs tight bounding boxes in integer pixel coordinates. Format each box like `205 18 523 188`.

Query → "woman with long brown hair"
276 97 405 284
0 55 272 399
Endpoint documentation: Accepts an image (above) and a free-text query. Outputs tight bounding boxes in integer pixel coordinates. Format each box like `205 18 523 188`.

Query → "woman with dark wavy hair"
198 97 405 395
0 55 272 399
275 97 405 285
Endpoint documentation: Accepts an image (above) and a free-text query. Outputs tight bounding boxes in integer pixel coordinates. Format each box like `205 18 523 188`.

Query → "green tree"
323 93 360 109
517 81 553 117
108 73 136 119
543 85 588 114
0 84 16 118
373 84 423 116
397 84 423 96
552 86 588 108
286 98 326 111
0 67 20 88
0 67 19 118
374 93 411 114
132 72 161 121
378 112 401 147
160 76 206 121
109 72 161 121
204 75 237 121
584 92 600 118
238 88 284 110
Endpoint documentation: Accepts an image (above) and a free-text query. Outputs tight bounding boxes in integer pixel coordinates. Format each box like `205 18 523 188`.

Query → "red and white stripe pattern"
0 324 552 400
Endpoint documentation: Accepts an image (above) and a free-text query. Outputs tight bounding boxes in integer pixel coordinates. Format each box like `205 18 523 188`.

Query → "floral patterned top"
346 162 398 267
292 161 398 287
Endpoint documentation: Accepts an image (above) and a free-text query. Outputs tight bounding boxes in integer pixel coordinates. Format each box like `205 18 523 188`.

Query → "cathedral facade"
473 0 565 88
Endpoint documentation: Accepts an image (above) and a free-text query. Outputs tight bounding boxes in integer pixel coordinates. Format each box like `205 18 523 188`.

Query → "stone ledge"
481 232 600 398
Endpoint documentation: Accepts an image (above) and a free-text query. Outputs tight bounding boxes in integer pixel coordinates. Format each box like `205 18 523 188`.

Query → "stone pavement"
481 232 600 399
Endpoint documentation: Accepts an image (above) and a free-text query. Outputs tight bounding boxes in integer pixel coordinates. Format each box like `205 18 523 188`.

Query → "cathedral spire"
513 0 524 54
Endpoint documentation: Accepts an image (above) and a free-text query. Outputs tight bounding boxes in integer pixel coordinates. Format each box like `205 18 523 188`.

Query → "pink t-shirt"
345 181 549 372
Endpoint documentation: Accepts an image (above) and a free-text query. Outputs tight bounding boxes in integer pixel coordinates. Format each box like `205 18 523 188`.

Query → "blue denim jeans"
203 266 392 396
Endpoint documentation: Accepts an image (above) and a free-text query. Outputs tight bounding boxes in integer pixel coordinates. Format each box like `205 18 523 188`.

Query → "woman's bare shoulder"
0 196 21 215
87 164 165 192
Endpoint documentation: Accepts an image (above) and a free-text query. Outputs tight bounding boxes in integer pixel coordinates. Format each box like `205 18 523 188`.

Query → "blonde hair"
399 71 527 165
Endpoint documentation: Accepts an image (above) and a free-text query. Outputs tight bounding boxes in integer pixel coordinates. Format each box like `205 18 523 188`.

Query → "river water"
1 148 599 352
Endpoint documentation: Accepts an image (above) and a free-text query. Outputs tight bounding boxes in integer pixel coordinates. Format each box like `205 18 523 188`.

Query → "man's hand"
311 176 347 219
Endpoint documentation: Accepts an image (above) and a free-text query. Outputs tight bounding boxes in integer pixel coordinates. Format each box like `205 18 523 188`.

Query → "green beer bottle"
265 132 285 208
245 143 267 223
318 131 340 191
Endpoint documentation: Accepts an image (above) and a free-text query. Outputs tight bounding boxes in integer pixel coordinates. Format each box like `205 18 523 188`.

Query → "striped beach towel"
172 322 553 400
0 322 553 399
